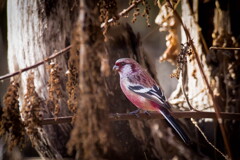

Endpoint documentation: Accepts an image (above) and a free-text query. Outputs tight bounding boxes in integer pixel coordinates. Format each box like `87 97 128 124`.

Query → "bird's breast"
120 79 159 111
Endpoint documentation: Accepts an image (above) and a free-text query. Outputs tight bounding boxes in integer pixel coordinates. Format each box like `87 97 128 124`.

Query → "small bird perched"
113 58 190 144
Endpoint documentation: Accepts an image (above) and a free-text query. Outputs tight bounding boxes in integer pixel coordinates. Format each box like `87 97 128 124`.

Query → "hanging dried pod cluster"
155 1 180 65
98 0 117 24
0 81 25 151
141 0 150 27
21 73 44 145
131 0 151 26
66 25 80 114
171 43 192 79
131 0 140 23
98 0 117 41
47 62 63 118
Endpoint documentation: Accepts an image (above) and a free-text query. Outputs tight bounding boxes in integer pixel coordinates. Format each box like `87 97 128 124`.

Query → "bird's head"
113 58 140 77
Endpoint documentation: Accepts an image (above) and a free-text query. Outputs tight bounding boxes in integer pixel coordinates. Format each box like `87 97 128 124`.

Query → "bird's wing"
128 84 170 108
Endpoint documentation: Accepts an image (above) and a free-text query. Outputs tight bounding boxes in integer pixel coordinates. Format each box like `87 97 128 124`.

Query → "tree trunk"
7 0 79 159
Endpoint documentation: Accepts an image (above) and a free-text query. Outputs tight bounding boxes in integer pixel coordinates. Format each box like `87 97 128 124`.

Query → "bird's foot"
129 109 141 114
129 109 141 118
143 111 151 116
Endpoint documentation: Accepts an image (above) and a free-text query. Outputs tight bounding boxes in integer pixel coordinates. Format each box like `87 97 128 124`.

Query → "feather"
128 84 168 107
115 58 190 144
159 107 191 144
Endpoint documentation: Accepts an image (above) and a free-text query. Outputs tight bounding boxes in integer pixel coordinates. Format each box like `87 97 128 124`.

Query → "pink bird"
113 58 190 144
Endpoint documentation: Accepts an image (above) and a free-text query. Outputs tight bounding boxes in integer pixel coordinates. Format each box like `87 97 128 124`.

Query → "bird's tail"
158 107 191 145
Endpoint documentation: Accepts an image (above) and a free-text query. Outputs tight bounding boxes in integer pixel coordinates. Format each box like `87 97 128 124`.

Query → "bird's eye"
120 62 126 66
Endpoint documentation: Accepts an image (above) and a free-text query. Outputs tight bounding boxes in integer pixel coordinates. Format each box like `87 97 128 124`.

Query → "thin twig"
166 0 232 158
142 26 159 41
100 0 143 28
191 118 228 160
41 116 73 125
40 111 240 125
109 112 240 121
210 46 240 51
180 63 198 111
0 45 72 81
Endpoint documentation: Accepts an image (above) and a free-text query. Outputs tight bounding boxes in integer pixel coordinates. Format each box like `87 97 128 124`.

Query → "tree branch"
0 45 72 81
100 0 143 28
41 116 73 125
40 111 240 125
210 46 240 51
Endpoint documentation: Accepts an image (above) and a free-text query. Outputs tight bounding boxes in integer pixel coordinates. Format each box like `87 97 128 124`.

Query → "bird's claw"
129 109 140 114
143 111 151 116
129 109 140 118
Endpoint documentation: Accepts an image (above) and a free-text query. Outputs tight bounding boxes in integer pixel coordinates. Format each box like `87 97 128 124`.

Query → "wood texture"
7 1 78 159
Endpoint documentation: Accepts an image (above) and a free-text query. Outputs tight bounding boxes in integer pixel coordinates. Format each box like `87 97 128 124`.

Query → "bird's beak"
113 65 119 72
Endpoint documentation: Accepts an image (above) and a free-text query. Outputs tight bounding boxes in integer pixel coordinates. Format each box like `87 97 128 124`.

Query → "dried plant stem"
166 1 232 158
40 111 240 125
191 118 228 160
210 46 240 50
0 45 72 81
100 0 143 28
41 116 73 125
180 64 199 111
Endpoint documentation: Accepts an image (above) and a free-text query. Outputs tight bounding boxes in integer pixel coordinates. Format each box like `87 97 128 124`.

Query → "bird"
113 58 190 144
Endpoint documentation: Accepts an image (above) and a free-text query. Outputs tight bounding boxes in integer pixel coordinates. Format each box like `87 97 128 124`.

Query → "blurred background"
1 0 240 159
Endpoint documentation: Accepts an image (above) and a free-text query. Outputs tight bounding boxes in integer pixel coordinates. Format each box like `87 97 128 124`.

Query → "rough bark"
170 0 213 111
7 0 79 159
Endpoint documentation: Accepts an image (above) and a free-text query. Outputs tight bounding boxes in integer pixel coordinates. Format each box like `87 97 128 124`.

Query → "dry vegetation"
0 81 25 151
0 0 239 160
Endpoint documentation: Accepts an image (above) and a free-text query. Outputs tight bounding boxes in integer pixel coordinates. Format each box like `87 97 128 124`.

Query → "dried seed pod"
98 0 118 41
171 43 192 79
132 4 140 23
0 81 25 151
47 62 63 118
21 73 44 143
66 25 80 114
142 0 151 27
